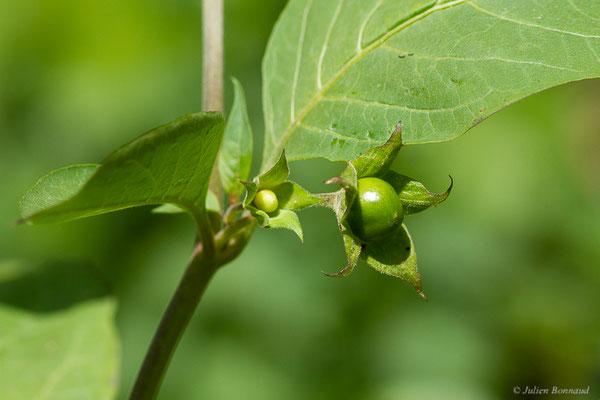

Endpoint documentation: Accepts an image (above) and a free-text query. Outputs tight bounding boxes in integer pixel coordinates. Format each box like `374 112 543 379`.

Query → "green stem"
204 0 225 201
129 245 217 400
129 214 255 399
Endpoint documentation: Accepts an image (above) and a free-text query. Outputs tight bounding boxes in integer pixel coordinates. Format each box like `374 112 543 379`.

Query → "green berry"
254 189 279 213
347 177 403 240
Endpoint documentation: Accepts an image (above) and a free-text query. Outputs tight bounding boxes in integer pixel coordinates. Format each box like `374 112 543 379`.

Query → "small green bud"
254 189 279 213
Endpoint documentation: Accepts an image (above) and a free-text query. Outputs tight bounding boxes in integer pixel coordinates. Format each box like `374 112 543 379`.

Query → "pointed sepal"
267 209 304 241
361 224 425 299
349 121 403 179
385 172 453 215
321 230 362 277
241 150 323 240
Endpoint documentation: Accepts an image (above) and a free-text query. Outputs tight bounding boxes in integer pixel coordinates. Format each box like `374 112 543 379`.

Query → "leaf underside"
19 112 224 225
262 0 600 168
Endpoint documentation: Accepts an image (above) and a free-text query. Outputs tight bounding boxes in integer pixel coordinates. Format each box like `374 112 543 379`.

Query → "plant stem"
129 245 217 400
202 0 223 112
203 0 225 200
129 212 255 399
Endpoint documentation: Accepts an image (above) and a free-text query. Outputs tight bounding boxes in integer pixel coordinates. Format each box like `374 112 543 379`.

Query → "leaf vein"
298 122 373 143
321 94 486 113
381 44 582 72
290 0 313 123
317 0 344 89
357 0 383 52
266 0 468 166
468 2 600 38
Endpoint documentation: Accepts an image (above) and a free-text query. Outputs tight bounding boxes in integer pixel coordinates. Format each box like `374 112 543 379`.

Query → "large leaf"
262 0 600 167
0 259 119 400
19 112 224 225
0 299 119 400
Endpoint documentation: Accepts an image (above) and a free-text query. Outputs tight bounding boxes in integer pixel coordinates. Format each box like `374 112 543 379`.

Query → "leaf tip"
320 269 344 278
446 175 454 193
393 120 402 139
14 218 27 226
324 176 340 185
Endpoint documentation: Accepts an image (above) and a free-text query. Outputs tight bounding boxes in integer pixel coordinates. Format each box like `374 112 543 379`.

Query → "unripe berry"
254 189 279 213
347 177 403 240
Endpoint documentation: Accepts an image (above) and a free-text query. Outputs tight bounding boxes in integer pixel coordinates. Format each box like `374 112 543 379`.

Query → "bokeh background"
1 0 600 399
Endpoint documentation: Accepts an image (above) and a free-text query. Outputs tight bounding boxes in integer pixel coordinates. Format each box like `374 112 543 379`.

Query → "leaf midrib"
266 0 468 167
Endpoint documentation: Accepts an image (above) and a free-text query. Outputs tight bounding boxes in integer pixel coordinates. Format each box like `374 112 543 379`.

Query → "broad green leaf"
361 224 424 298
263 0 600 167
0 299 119 400
385 171 453 215
219 78 253 198
0 259 119 400
19 112 224 225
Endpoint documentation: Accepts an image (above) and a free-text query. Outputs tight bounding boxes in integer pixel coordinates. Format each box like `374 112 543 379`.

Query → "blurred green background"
1 0 600 399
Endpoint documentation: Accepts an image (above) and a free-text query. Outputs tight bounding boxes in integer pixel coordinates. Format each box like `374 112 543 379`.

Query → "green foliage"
262 0 600 166
9 0 600 398
19 112 224 226
219 78 253 199
0 260 118 400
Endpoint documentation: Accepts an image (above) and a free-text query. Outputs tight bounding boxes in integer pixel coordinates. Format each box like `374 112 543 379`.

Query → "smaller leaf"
267 209 303 241
385 171 453 215
350 121 402 179
361 224 425 299
19 112 224 226
219 77 253 198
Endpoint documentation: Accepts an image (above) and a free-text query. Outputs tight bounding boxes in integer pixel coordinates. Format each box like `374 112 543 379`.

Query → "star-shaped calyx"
241 150 323 241
321 122 453 299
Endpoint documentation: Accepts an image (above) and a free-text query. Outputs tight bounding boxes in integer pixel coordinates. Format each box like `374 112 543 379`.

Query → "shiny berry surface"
347 177 403 240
